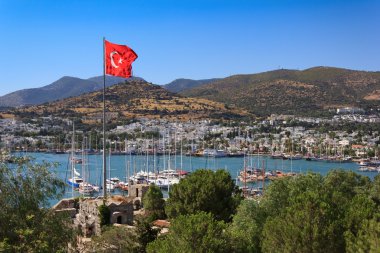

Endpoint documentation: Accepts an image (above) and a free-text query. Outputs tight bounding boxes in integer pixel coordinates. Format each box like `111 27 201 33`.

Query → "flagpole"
102 37 107 201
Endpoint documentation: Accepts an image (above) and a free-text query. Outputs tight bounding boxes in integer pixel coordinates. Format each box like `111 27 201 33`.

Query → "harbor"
12 151 378 205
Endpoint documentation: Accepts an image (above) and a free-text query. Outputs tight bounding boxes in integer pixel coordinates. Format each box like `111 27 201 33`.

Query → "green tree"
260 170 375 253
370 174 380 204
136 218 160 252
89 218 159 253
142 184 166 221
346 217 380 253
344 174 380 252
89 225 139 253
261 173 336 253
146 212 230 253
165 169 242 222
0 157 75 252
344 195 379 253
227 199 265 253
98 204 111 227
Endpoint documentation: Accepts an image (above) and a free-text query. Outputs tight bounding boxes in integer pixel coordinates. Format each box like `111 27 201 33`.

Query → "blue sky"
0 0 379 96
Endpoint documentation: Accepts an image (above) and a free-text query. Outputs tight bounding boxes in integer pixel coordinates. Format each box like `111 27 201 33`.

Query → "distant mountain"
182 67 380 116
3 66 379 116
163 78 220 93
12 80 250 123
0 76 144 107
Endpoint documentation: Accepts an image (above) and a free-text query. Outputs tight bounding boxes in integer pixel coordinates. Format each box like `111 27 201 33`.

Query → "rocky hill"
182 67 380 116
11 80 250 124
0 76 142 107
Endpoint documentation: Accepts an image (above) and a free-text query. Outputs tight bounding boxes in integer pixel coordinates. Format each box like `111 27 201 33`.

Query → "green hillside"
182 67 380 116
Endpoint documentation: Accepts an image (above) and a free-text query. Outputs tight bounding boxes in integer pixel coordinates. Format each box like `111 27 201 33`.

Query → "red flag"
105 40 138 78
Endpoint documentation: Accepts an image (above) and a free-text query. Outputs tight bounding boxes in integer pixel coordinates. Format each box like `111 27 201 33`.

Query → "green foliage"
142 184 166 221
147 212 230 253
87 170 380 252
0 157 75 252
343 174 380 252
219 170 380 253
136 218 160 251
260 171 375 253
165 169 242 222
345 217 380 253
370 174 380 204
88 217 159 253
89 225 139 253
227 200 265 253
261 173 336 253
98 204 111 227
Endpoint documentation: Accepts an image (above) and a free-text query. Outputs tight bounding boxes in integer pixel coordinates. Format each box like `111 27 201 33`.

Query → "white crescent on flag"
110 51 120 68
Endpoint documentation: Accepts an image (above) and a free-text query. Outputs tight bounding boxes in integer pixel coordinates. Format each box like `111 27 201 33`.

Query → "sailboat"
78 138 96 195
67 123 83 189
67 167 83 188
106 148 116 192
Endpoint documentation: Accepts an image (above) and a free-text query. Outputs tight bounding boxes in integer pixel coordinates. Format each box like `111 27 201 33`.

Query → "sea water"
13 152 377 206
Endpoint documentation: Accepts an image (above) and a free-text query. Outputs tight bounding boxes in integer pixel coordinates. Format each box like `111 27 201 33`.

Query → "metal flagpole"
103 37 107 201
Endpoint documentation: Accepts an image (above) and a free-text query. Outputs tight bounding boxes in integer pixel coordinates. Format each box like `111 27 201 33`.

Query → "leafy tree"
88 218 159 253
323 170 373 250
260 171 376 253
260 175 293 218
345 217 380 253
227 199 265 253
0 157 75 252
165 169 242 222
370 174 380 204
344 174 380 252
146 212 230 253
344 195 379 252
142 170 380 253
261 173 337 253
142 184 166 221
98 204 111 227
89 225 139 253
136 218 160 252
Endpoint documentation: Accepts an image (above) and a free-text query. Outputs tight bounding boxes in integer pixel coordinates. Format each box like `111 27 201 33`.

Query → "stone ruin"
53 183 150 238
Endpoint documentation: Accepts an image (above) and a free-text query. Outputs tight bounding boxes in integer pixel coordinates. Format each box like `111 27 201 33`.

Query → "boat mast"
244 154 246 197
174 130 177 171
71 121 75 198
180 134 183 171
163 132 166 171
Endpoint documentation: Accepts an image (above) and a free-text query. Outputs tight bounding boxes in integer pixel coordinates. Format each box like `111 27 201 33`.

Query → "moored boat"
78 183 95 195
67 176 83 188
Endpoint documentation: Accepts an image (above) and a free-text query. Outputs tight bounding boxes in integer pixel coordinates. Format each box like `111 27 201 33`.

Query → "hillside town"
1 110 379 162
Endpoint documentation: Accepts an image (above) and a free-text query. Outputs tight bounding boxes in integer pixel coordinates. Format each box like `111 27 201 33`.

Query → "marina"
12 151 378 205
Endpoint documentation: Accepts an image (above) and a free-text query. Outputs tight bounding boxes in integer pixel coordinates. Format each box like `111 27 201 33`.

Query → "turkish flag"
105 40 138 78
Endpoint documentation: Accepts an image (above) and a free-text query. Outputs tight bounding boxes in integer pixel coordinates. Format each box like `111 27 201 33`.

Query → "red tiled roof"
153 219 171 228
351 144 365 149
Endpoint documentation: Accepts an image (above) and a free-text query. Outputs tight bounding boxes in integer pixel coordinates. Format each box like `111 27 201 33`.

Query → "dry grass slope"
12 80 251 123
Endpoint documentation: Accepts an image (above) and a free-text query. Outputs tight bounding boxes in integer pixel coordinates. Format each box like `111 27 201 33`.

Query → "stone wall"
74 196 134 237
128 183 149 198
